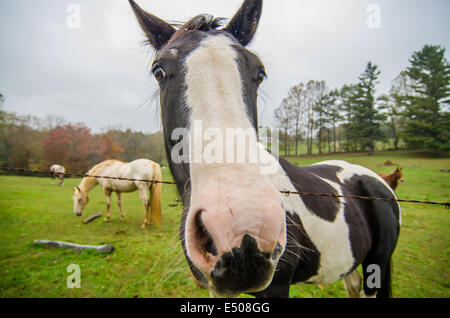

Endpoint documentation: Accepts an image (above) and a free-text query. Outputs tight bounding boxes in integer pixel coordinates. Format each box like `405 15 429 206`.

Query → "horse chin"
208 261 277 298
202 234 281 297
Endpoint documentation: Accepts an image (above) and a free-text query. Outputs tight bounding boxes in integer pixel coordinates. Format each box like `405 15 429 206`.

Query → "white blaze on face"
184 34 261 198
185 35 251 131
182 34 286 273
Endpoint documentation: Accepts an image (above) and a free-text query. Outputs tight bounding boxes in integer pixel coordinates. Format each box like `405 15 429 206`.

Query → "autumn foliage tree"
44 124 95 173
98 133 124 160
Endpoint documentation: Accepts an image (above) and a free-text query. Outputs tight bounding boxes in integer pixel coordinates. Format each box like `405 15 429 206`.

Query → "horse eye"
152 66 166 83
257 71 266 85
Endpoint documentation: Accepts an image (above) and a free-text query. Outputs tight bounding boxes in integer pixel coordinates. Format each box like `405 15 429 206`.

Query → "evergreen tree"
404 44 450 152
351 61 386 155
325 89 343 153
339 84 359 152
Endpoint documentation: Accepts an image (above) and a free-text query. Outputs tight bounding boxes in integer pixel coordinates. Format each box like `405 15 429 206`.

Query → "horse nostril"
195 210 218 256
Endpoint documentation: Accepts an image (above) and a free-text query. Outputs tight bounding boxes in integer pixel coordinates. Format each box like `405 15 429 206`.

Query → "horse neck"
391 176 399 187
78 175 98 193
386 174 397 188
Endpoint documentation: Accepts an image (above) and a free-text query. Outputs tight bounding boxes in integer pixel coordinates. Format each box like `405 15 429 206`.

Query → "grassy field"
0 150 449 298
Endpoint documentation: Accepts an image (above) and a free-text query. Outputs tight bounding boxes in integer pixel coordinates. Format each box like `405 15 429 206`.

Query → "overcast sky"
0 0 449 133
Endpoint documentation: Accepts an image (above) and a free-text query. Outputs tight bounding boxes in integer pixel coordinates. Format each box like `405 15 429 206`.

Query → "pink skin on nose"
185 165 286 274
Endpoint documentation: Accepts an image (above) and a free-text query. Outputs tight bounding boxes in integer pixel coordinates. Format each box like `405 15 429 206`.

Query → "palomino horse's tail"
150 163 162 226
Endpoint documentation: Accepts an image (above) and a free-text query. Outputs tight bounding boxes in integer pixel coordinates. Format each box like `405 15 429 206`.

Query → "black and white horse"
129 0 400 298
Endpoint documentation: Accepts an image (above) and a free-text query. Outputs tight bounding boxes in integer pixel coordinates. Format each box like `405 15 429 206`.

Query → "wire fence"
0 166 448 209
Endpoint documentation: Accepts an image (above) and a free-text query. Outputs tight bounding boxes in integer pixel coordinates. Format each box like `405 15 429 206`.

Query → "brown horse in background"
379 167 404 191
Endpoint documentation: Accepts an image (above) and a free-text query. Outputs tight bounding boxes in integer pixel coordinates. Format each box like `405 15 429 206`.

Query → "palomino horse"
50 164 65 186
379 167 404 191
129 0 400 297
73 159 162 228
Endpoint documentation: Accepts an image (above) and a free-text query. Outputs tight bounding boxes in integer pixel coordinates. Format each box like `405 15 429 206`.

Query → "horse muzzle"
185 175 286 296
208 234 282 297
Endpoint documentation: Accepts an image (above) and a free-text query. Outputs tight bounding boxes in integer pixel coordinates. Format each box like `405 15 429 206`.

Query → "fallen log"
82 212 103 224
33 240 114 253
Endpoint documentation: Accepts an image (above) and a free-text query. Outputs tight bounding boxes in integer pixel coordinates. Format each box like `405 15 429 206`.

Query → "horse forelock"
166 14 227 47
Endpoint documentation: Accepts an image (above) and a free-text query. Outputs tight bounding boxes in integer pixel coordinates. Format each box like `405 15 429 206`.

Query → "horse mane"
166 14 227 46
79 160 121 193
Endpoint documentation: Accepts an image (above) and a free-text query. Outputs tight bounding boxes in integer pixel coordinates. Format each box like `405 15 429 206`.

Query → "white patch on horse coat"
50 164 65 174
314 160 402 226
257 151 355 284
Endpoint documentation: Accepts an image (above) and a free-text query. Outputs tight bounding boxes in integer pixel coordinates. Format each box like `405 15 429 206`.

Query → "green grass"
0 150 449 298
274 138 407 157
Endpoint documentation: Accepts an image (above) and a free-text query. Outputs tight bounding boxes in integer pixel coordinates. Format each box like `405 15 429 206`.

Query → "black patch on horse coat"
278 158 341 222
337 175 374 270
348 175 400 297
287 213 321 283
233 44 265 129
301 164 342 184
346 175 400 255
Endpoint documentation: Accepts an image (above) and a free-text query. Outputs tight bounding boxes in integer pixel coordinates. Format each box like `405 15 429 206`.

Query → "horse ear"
225 0 263 47
129 0 176 50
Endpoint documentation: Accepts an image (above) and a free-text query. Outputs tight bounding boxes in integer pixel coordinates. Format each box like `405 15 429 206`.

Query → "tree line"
0 44 448 173
274 44 449 156
0 108 166 174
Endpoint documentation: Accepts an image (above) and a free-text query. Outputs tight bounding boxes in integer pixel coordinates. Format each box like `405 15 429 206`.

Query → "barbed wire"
0 166 177 185
279 190 449 208
1 166 448 209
